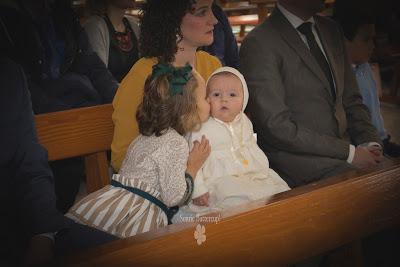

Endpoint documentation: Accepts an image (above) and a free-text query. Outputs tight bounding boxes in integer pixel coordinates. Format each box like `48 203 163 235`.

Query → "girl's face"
207 74 243 123
194 72 211 123
180 0 217 48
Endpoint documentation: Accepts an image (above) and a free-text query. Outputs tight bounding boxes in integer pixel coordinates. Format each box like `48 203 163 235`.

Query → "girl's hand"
186 135 210 178
192 192 210 206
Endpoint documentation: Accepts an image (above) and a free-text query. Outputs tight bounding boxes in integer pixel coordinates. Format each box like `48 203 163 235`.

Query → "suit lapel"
270 9 332 97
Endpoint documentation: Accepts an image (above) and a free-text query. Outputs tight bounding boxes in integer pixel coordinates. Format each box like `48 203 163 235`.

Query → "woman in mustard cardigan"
111 0 221 171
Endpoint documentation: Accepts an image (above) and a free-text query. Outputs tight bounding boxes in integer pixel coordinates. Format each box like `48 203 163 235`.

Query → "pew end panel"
35 104 114 193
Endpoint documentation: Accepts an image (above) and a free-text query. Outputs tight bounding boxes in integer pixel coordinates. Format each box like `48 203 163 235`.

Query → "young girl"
184 67 290 214
67 63 211 238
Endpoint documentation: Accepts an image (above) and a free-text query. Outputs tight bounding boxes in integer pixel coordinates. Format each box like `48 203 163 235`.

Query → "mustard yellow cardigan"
111 51 221 171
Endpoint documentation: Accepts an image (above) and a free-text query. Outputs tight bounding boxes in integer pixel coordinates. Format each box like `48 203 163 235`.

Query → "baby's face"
207 74 243 123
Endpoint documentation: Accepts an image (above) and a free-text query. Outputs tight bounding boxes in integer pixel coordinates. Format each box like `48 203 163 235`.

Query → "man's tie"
297 22 336 100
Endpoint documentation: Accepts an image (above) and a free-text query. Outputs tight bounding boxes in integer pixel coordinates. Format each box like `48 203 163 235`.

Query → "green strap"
110 180 178 225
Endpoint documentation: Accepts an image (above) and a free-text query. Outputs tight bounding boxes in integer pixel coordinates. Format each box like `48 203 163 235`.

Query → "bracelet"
179 173 194 205
185 172 193 182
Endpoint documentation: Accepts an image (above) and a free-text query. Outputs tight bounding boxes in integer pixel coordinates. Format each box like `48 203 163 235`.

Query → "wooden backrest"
68 159 400 266
221 1 257 15
35 104 114 193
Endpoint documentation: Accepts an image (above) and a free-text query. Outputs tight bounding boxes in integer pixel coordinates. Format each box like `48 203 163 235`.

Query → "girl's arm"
159 135 210 207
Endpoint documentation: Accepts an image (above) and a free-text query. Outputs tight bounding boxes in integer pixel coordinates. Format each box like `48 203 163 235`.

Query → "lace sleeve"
157 133 190 207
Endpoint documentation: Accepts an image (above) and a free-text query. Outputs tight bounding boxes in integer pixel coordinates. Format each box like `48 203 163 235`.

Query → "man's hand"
367 145 384 160
352 146 381 169
192 192 210 206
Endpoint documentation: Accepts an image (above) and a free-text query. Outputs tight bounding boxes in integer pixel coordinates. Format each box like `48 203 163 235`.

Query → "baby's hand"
192 192 210 206
186 135 211 178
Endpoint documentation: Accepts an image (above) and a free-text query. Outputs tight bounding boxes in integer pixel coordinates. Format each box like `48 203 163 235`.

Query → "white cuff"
347 144 355 163
366 142 382 149
358 142 381 148
37 232 55 243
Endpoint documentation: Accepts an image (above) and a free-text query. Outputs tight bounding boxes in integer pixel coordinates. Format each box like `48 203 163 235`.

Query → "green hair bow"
151 63 193 95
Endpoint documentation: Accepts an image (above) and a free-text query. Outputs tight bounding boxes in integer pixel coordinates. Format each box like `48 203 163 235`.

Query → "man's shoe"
383 135 400 157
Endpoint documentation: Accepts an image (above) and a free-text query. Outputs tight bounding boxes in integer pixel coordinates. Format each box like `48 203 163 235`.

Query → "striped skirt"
66 174 168 238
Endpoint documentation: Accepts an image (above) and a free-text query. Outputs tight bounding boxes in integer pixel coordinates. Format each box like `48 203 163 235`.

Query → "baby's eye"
212 92 220 97
230 93 237 97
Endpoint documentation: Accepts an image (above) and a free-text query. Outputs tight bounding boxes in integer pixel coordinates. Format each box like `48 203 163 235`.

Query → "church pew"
247 0 336 24
34 104 400 265
35 104 114 193
228 14 259 42
34 104 399 265
221 1 258 16
249 0 277 23
67 159 400 266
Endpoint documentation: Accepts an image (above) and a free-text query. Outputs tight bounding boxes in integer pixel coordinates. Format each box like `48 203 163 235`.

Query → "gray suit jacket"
239 8 380 187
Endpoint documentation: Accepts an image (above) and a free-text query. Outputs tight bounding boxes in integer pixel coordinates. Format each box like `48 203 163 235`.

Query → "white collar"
277 3 315 30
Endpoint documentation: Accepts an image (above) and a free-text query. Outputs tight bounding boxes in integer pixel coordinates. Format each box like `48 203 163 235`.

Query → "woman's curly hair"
139 0 196 63
136 70 201 136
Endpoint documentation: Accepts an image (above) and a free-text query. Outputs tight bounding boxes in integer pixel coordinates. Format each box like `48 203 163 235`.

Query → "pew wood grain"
35 104 114 193
68 159 400 266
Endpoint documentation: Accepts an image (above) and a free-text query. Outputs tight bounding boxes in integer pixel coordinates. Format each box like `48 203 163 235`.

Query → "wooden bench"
67 158 400 266
222 0 273 42
35 104 114 193
34 104 400 265
249 0 277 22
221 1 258 16
228 14 259 42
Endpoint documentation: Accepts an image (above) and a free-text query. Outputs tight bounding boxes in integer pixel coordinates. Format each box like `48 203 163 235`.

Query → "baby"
185 67 290 214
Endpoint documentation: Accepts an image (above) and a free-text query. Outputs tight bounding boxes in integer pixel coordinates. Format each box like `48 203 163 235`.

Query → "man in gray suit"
240 0 383 187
